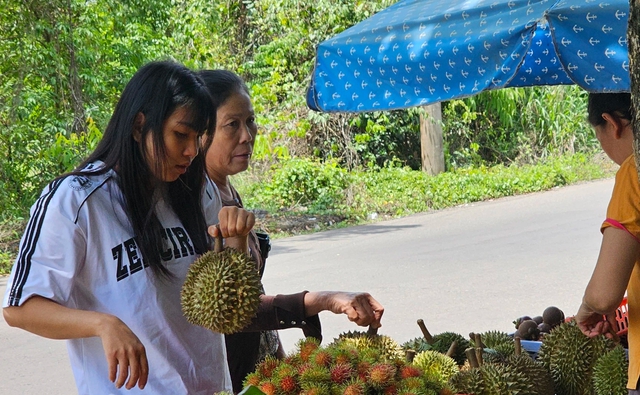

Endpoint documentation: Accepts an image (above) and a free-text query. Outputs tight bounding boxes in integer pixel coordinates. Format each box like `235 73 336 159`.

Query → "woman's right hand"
3 296 148 390
98 315 148 390
575 302 618 341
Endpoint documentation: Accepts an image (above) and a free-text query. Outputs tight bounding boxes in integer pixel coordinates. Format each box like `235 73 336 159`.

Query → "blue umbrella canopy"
307 0 630 112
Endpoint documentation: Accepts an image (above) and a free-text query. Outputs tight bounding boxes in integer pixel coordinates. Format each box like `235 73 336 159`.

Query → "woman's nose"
241 124 254 143
185 136 200 158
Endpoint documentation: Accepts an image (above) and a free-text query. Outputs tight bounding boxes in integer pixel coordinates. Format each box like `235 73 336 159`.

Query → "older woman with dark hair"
200 69 385 393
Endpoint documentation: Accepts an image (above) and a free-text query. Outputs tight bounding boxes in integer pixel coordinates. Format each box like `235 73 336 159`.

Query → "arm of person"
303 291 383 328
241 291 384 339
3 296 148 390
576 227 639 338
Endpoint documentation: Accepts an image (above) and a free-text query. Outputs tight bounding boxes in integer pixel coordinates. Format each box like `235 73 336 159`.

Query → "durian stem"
417 319 434 344
474 333 484 348
446 340 458 358
514 336 522 356
214 226 223 253
367 325 378 336
405 349 416 363
475 347 483 366
465 347 479 368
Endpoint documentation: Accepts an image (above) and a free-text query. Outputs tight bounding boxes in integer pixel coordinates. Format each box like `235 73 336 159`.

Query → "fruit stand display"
233 305 630 395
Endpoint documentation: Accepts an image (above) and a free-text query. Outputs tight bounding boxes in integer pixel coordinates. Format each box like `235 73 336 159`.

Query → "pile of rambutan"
244 333 457 395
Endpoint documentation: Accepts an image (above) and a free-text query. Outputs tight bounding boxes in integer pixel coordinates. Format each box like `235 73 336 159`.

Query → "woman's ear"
601 113 624 139
132 113 146 142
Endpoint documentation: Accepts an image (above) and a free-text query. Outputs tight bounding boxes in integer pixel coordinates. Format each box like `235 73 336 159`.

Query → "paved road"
0 178 614 394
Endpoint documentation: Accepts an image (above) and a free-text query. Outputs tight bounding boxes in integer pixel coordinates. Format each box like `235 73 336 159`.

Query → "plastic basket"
615 296 629 336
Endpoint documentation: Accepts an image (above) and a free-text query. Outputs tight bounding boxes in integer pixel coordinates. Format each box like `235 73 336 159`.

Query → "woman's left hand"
209 206 255 252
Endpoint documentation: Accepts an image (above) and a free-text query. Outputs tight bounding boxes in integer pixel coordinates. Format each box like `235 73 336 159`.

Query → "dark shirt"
220 183 321 393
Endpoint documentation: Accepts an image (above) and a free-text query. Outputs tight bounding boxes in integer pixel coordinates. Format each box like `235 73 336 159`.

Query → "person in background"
199 69 385 393
2 60 256 394
574 92 640 393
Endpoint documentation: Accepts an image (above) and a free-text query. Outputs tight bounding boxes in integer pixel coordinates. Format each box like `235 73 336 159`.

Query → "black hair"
63 60 214 277
587 93 632 127
197 69 250 120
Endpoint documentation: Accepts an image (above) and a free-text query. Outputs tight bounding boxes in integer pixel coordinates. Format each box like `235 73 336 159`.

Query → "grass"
0 152 617 275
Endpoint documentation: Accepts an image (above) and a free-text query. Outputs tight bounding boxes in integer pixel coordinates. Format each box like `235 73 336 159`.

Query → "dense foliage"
0 0 607 273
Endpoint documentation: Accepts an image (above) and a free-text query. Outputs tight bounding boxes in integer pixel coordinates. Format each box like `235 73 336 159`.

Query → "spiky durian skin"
474 331 514 352
411 350 458 386
448 368 484 395
430 331 470 366
402 337 432 353
480 362 536 395
592 345 628 395
505 354 554 395
180 248 262 334
332 331 405 362
537 320 615 395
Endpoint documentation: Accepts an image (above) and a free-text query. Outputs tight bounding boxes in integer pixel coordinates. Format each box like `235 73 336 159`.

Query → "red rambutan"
368 363 397 388
330 363 355 384
399 365 423 379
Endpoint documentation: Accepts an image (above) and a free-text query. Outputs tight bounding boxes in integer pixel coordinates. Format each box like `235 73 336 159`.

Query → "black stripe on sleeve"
7 179 63 306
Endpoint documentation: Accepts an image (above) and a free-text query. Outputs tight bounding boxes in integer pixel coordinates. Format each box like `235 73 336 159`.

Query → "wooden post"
419 103 445 175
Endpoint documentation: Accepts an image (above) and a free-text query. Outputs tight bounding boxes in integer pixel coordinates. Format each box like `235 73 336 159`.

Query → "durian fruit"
505 354 554 395
592 345 628 395
412 350 459 386
473 330 514 354
401 337 431 353
402 332 469 366
331 330 405 362
471 330 515 364
537 320 615 395
181 245 261 334
480 362 536 395
448 367 485 395
431 332 470 366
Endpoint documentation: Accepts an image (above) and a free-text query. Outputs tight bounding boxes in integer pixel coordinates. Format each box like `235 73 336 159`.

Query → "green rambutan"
340 379 367 395
243 371 262 387
298 337 321 362
256 355 280 379
299 365 332 386
300 383 331 395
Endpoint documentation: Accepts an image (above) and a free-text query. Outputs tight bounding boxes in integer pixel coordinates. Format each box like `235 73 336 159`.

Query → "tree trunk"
419 103 445 175
66 0 85 134
632 0 640 175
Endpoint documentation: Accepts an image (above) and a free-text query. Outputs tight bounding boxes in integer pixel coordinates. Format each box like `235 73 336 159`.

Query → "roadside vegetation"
0 0 615 274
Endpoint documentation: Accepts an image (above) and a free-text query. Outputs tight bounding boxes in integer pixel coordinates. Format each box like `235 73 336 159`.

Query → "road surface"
0 178 614 394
